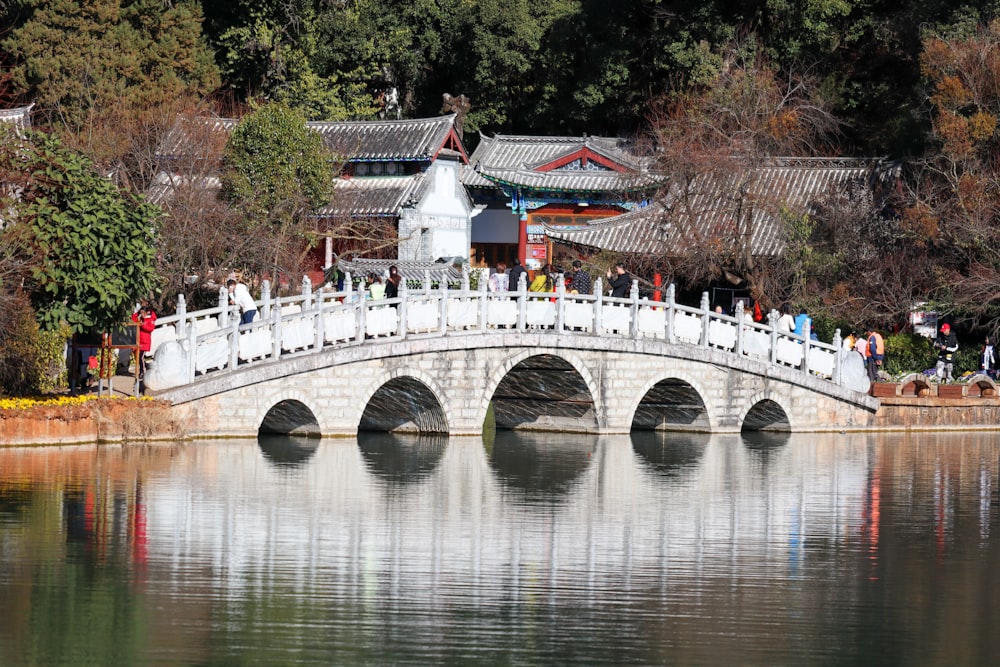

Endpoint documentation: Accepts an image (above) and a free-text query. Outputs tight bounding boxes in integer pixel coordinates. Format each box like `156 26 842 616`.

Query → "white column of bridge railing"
478 278 489 333
398 281 409 340
438 280 448 335
175 294 187 338
186 323 197 383
832 329 843 385
735 303 745 356
801 320 812 373
664 284 675 343
768 310 779 365
516 272 528 331
260 280 272 319
227 311 239 370
629 281 640 338
699 292 711 347
555 277 565 331
593 278 604 332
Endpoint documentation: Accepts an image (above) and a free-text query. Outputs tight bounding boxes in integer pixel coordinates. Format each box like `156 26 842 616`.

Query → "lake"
2 430 999 665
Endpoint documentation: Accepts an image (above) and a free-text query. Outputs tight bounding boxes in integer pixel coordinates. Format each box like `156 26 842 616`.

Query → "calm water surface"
2 430 1000 666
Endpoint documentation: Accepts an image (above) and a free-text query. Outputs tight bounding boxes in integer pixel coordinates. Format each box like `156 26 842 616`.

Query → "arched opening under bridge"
259 399 321 437
359 376 449 434
742 399 791 432
489 354 598 432
631 378 710 431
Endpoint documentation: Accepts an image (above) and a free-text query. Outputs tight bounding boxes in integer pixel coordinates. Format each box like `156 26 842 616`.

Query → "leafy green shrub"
883 333 936 376
0 297 66 396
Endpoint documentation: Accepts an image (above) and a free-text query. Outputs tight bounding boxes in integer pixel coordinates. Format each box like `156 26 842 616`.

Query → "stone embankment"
0 398 184 447
869 373 1000 430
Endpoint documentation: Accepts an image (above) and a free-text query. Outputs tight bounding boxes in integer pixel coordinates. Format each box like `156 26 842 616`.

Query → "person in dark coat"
606 262 631 299
934 323 959 382
508 258 527 291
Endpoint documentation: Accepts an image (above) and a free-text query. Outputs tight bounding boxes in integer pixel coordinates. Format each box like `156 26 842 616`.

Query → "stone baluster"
398 281 409 340
768 310 779 364
176 294 187 338
228 311 240 370
461 265 470 292
479 274 489 332
301 274 313 309
735 305 745 355
218 286 230 328
314 288 326 350
700 292 711 347
187 324 197 383
629 279 640 338
664 284 675 344
356 284 367 342
516 271 527 331
261 280 271 319
439 280 448 334
593 277 604 333
423 269 432 295
801 320 812 373
271 301 283 360
832 328 843 385
555 274 565 332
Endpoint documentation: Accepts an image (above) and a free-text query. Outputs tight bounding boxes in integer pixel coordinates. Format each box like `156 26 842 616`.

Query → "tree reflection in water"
356 431 447 485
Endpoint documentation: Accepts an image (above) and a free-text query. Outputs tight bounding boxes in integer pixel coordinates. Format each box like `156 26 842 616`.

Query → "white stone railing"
145 273 866 393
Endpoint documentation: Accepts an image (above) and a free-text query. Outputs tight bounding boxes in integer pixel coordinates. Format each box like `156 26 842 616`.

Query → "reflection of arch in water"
258 433 320 468
631 430 709 478
631 377 710 431
741 395 792 432
488 353 599 432
357 431 448 485
359 376 449 434
485 430 596 503
741 430 791 466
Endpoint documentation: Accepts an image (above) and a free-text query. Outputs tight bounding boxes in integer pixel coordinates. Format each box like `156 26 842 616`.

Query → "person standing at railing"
385 265 401 299
606 263 630 298
776 303 795 333
793 307 811 338
569 260 592 295
131 301 156 381
508 258 526 292
488 262 509 293
368 273 386 300
866 327 885 383
227 279 257 325
529 264 554 293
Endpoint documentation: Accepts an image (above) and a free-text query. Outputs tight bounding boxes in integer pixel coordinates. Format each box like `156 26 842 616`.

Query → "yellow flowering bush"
0 395 149 412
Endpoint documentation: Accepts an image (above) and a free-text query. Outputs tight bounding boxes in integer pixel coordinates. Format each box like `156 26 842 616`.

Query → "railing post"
479 276 489 332
399 281 409 340
832 328 843 385
314 288 325 350
801 320 812 374
593 278 604 333
768 310 779 364
228 313 239 370
356 290 367 342
461 265 470 292
261 280 271 319
187 325 197 383
665 284 675 343
301 274 313 309
423 269 432 295
218 286 229 328
736 306 745 355
271 302 283 360
516 271 527 331
176 294 187 338
700 292 711 347
439 280 448 335
555 276 565 332
629 279 640 338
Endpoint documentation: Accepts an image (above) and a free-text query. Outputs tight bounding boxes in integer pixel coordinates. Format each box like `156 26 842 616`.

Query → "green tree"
0 129 159 333
220 102 337 282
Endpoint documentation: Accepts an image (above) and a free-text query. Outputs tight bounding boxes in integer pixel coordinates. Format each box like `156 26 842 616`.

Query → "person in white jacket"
227 279 257 325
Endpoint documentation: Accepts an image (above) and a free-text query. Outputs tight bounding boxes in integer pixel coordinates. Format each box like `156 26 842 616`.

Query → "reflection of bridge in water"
145 276 877 436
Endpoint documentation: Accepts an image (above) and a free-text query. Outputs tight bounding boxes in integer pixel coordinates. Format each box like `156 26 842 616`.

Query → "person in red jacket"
131 301 157 379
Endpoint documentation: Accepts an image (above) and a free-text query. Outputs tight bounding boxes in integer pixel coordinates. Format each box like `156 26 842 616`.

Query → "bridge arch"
739 391 793 432
256 391 323 437
481 349 602 432
356 369 451 434
628 371 716 432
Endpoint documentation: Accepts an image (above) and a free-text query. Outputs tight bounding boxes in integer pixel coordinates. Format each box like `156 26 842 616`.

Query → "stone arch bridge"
146 275 877 437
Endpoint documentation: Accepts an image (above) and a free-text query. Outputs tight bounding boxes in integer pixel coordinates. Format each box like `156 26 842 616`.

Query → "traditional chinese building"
151 113 473 277
461 134 660 269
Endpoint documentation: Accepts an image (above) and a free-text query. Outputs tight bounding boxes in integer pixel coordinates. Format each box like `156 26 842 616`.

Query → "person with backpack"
866 327 885 383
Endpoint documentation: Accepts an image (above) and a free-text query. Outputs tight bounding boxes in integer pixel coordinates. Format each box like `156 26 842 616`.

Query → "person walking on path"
606 263 630 299
934 323 959 382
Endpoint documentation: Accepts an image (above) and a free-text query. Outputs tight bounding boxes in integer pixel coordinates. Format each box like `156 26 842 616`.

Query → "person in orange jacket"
865 327 885 383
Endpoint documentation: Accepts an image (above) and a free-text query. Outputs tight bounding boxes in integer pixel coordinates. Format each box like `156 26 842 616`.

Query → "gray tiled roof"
546 158 898 256
338 258 462 283
462 133 657 193
318 175 425 217
157 114 461 163
0 105 33 130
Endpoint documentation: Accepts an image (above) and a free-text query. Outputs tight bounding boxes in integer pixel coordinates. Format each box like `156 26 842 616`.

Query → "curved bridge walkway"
146 273 878 437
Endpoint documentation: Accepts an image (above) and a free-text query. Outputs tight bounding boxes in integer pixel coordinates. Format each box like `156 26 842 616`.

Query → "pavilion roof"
545 157 899 256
